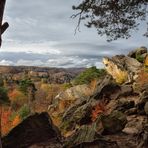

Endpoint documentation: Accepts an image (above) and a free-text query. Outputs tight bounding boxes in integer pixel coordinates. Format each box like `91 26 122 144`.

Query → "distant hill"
0 65 85 75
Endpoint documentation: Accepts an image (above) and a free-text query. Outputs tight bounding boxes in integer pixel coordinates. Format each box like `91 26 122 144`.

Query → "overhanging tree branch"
72 0 148 41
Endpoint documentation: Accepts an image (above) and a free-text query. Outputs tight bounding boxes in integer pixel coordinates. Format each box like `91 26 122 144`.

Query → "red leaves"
91 102 106 122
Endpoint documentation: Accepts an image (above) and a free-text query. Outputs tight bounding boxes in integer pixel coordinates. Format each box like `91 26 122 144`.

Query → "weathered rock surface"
55 84 92 103
48 84 93 113
103 55 142 84
123 115 147 135
101 111 127 134
2 112 62 148
64 124 119 148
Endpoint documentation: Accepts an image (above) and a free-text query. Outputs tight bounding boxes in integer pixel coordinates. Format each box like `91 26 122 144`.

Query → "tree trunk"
0 1 8 147
0 0 8 47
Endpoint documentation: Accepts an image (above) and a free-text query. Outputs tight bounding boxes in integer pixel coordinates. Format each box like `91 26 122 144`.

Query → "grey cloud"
0 52 104 68
0 52 50 62
1 0 147 68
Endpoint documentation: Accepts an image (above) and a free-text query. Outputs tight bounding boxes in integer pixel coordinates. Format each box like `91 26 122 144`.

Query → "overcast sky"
0 0 147 68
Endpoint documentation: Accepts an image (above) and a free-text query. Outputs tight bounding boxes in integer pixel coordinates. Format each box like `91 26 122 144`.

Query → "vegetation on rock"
73 66 106 85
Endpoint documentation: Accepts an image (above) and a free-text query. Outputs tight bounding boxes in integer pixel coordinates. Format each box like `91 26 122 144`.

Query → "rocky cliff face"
2 47 148 148
103 47 148 85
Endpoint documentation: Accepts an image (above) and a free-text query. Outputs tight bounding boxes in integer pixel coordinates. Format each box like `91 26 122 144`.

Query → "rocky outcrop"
48 84 93 112
2 112 62 148
48 72 75 84
3 47 148 148
103 55 142 84
60 76 130 135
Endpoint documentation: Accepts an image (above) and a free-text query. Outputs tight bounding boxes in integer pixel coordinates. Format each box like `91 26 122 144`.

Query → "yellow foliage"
115 70 128 84
40 84 51 93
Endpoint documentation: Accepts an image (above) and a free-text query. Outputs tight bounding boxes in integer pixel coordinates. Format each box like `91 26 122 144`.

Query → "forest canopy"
72 0 148 41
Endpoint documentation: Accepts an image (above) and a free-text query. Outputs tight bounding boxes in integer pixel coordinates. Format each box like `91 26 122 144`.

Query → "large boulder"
61 101 92 134
101 111 127 134
2 112 62 148
103 55 142 84
55 84 92 102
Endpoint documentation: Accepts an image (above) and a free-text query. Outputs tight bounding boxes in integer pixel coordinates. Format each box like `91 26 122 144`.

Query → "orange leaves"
1 108 11 136
1 107 21 136
91 102 106 122
12 115 21 127
8 89 27 109
1 109 11 125
8 89 26 101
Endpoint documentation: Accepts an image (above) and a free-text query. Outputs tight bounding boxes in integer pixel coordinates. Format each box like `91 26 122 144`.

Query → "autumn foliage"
1 107 21 136
91 102 106 122
1 108 11 136
8 89 27 109
12 115 21 127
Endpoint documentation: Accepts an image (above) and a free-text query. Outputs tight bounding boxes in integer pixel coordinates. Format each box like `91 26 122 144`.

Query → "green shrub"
9 111 18 122
73 66 106 85
136 52 145 63
18 104 31 120
19 79 34 95
0 87 9 104
62 83 73 89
